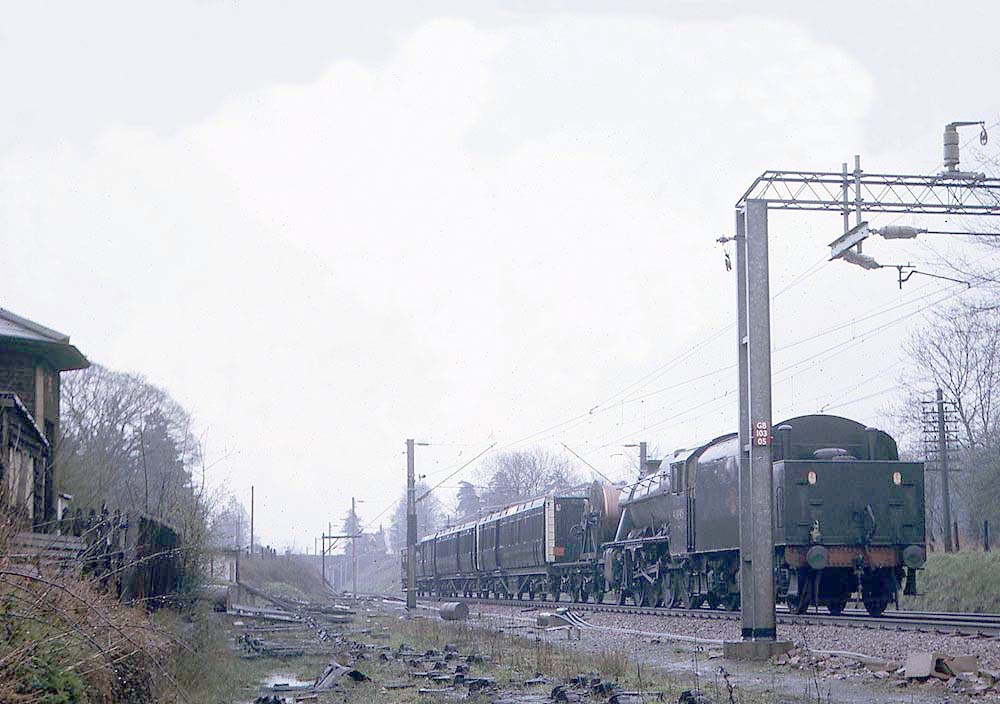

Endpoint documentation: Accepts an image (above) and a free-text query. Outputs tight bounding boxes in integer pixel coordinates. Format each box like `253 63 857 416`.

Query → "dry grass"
0 499 240 703
0 511 178 702
388 614 667 691
238 554 329 602
901 551 1000 613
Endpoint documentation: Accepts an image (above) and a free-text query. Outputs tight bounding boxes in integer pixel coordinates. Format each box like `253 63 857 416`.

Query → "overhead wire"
417 442 497 503
493 254 835 454
580 273 987 457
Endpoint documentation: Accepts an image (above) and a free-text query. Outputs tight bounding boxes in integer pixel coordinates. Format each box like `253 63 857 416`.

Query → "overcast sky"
3 1 999 550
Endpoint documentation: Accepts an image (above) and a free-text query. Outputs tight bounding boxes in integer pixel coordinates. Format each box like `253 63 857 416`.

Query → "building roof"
0 307 89 371
0 391 50 452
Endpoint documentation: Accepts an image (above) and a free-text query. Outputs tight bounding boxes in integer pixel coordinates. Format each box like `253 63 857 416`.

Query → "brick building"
0 392 49 527
0 308 88 526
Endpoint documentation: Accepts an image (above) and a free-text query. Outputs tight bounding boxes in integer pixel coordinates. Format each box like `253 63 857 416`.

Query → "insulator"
878 225 924 239
944 124 960 171
840 248 880 270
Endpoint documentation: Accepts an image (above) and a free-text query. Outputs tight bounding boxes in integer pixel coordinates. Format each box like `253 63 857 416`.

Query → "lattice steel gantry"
726 126 1000 660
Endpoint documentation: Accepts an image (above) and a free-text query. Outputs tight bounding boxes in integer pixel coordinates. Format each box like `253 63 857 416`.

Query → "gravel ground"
464 603 1000 703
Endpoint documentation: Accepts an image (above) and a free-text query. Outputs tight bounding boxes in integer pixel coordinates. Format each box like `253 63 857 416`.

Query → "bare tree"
59 363 204 528
209 494 249 549
900 302 1000 544
478 447 582 511
388 481 442 552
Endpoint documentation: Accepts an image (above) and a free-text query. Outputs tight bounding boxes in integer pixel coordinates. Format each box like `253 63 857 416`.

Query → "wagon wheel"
826 598 848 616
722 592 740 612
706 592 720 610
578 582 590 603
548 579 561 603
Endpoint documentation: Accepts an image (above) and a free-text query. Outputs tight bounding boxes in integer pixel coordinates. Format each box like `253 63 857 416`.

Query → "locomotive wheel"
861 570 891 617
640 581 658 607
826 599 848 616
660 579 676 609
862 595 888 617
789 575 813 614
670 574 692 609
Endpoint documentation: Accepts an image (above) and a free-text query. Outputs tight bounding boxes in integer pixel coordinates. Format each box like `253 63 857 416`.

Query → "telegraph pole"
937 388 954 553
406 439 417 610
625 442 648 475
235 513 241 582
321 533 326 586
250 485 254 557
351 497 358 598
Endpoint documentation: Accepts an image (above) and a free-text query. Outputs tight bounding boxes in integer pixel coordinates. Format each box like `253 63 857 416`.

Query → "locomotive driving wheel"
640 580 659 607
669 572 692 609
660 577 676 609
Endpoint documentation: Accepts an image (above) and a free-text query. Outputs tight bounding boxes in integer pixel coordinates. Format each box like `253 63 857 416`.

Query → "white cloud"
1 14 898 547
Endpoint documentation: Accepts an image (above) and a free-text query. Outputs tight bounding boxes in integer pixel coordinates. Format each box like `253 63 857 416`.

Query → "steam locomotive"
401 414 926 617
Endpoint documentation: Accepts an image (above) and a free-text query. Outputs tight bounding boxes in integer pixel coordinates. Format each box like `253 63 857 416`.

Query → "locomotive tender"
402 414 926 617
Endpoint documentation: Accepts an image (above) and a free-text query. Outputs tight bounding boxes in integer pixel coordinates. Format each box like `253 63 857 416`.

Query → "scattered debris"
438 601 470 621
314 660 370 689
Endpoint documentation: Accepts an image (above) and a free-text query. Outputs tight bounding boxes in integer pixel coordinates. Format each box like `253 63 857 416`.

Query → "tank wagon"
401 414 925 617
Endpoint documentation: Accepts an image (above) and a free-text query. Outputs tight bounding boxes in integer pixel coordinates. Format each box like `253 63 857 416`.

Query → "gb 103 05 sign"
753 421 771 446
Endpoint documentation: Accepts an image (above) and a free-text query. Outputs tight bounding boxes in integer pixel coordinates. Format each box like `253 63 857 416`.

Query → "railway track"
432 595 1000 637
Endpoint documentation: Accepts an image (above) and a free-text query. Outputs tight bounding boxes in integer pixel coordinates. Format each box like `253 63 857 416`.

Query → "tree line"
58 363 245 576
